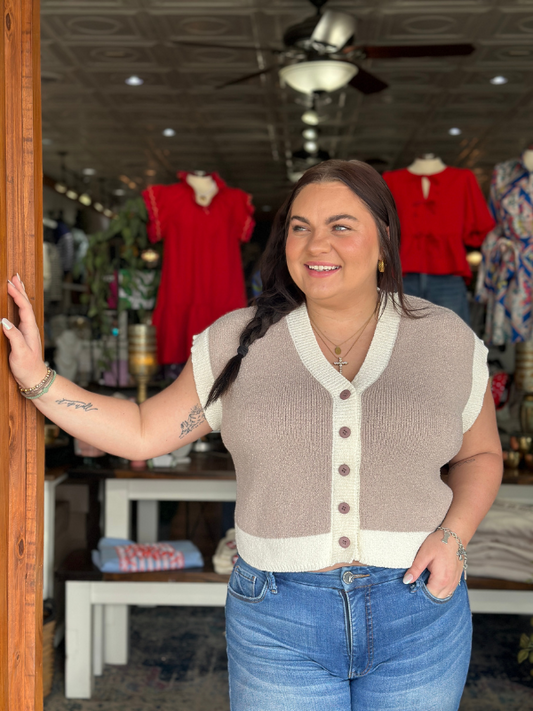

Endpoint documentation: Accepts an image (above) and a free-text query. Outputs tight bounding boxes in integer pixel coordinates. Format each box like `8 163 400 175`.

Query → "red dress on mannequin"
383 167 494 284
142 172 255 364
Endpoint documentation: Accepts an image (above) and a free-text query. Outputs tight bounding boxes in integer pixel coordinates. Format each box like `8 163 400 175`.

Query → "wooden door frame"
1 1 44 709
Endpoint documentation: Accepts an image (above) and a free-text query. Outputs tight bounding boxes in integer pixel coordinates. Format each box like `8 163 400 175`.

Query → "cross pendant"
333 356 348 374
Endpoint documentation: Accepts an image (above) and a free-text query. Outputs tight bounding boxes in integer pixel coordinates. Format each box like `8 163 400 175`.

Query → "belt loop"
267 571 278 594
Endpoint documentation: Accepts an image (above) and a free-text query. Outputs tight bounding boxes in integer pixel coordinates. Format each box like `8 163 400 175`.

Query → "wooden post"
0 1 44 709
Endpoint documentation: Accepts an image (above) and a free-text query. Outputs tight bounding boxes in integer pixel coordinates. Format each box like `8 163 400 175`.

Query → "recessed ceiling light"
113 188 126 196
125 75 143 86
94 202 104 212
302 127 318 140
304 140 319 154
162 128 176 137
66 190 78 200
490 75 508 85
103 209 114 218
301 110 320 126
54 183 67 194
82 168 96 176
128 181 137 189
78 193 92 206
449 127 462 136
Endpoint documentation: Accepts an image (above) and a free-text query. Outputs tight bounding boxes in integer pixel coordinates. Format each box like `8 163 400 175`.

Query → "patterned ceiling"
41 0 533 211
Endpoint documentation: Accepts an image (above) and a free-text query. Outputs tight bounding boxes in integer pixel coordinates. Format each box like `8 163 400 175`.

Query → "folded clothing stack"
92 537 204 573
466 500 533 582
212 528 238 574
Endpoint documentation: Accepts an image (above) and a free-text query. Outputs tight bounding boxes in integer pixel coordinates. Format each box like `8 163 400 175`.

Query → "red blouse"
142 172 254 364
382 167 495 283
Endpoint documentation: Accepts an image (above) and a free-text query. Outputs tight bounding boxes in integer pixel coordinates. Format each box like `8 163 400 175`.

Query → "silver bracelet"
436 526 468 581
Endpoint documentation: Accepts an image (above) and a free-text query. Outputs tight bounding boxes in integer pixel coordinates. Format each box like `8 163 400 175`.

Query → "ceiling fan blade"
216 66 276 89
349 66 388 94
172 40 282 53
363 44 475 59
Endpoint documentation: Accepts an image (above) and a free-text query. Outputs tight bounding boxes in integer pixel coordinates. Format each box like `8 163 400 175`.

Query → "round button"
339 464 350 476
339 537 351 549
338 502 350 514
340 390 351 400
342 571 354 584
339 427 351 438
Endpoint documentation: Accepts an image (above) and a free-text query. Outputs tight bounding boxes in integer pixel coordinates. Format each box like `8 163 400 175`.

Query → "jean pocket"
420 573 456 604
228 562 269 603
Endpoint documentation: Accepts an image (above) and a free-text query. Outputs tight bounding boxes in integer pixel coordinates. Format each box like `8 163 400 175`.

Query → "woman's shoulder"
399 293 479 343
207 306 257 339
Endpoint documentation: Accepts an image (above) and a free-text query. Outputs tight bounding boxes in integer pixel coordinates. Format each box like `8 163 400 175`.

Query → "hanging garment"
475 153 533 344
142 172 255 364
382 167 494 284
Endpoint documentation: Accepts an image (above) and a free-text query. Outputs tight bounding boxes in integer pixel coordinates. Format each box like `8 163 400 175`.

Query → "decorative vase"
128 324 158 404
520 393 533 434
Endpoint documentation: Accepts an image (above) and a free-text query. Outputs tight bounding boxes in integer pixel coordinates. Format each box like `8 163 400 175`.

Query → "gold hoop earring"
378 260 385 273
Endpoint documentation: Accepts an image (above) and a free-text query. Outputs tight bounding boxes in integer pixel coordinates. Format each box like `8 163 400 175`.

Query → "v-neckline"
286 295 402 397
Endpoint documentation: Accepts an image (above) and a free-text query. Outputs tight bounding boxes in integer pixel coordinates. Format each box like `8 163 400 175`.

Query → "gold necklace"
311 308 377 375
310 314 368 356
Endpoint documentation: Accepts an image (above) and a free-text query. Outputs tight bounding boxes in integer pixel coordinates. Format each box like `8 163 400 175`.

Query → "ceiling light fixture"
301 109 320 125
82 168 96 176
449 127 462 136
490 75 508 85
162 128 176 137
128 181 137 189
125 75 143 86
302 127 318 140
304 140 319 154
113 189 126 196
54 183 67 194
145 169 156 176
78 193 92 206
66 189 78 200
280 61 357 95
94 202 104 212
103 209 114 218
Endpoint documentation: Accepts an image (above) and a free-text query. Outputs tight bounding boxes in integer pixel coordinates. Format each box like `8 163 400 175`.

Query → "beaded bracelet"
19 367 52 394
436 525 468 581
19 368 57 400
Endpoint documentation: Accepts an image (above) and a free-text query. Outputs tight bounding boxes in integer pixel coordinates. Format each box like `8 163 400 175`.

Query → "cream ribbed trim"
191 329 222 431
235 524 431 572
286 296 402 563
462 333 489 434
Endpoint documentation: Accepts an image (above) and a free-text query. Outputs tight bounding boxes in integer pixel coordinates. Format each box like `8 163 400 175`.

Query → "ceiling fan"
172 0 475 94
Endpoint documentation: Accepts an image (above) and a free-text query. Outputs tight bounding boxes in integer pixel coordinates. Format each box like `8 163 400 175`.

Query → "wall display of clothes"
142 171 255 365
475 150 533 345
383 157 495 325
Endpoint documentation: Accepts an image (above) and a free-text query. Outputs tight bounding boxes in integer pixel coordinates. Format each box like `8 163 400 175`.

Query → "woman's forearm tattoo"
55 398 98 412
179 404 206 439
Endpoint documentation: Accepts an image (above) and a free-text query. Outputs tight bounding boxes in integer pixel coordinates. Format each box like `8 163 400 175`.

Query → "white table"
102 472 237 664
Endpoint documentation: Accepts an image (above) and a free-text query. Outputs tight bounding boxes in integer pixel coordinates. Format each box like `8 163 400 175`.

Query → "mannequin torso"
407 155 447 199
523 149 533 172
185 173 219 206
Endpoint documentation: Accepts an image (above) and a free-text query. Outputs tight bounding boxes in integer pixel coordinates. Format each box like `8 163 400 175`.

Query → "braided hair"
205 159 427 408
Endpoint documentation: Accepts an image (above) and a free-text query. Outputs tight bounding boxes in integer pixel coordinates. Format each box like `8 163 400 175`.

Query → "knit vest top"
191 294 489 573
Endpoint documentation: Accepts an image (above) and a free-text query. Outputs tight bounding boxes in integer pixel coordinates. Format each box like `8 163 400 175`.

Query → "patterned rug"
45 607 533 710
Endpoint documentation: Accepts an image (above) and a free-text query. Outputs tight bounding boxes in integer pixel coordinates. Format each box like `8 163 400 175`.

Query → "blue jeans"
226 556 472 711
402 273 471 326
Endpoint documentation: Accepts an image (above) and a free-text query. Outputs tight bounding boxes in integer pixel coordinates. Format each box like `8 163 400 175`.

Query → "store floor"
45 607 533 710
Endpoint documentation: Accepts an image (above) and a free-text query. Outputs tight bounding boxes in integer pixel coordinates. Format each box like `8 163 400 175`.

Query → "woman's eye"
292 225 307 232
333 224 349 232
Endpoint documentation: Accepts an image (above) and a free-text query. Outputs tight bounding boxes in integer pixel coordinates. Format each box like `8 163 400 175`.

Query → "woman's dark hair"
205 158 427 407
